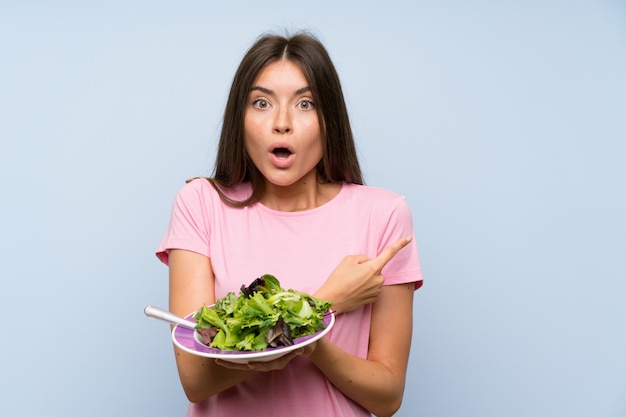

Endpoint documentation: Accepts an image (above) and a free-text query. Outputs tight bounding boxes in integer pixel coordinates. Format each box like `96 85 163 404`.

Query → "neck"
261 177 341 212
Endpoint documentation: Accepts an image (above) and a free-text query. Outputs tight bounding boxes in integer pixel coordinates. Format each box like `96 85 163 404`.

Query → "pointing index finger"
371 236 413 272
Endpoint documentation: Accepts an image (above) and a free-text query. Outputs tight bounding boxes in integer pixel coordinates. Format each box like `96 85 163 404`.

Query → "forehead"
253 59 309 88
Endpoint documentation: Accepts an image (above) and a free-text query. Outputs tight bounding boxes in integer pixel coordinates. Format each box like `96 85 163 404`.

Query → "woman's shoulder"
177 178 251 202
174 177 215 201
342 183 406 204
340 183 412 219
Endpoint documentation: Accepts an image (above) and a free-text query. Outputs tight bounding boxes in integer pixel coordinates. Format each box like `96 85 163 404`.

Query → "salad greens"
194 274 332 351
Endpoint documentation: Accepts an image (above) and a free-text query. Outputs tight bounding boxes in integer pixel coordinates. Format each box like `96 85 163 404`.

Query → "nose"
272 107 292 134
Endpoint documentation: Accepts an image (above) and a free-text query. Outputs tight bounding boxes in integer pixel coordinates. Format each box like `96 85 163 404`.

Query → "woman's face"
244 59 323 188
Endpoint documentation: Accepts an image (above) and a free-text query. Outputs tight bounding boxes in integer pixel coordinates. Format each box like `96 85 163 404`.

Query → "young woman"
156 32 423 417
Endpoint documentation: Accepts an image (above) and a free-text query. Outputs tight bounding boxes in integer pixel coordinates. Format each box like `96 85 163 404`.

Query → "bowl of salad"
172 274 335 364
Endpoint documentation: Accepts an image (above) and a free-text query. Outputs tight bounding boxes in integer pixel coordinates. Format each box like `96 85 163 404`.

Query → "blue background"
1 1 625 416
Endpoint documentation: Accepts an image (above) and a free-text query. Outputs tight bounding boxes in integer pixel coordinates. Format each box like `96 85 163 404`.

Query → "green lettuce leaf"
193 275 332 351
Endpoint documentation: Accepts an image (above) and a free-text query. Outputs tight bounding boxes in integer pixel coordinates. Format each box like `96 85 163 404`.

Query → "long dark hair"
210 31 363 206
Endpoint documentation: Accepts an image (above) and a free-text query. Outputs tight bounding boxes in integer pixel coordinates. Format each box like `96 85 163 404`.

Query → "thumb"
354 254 370 264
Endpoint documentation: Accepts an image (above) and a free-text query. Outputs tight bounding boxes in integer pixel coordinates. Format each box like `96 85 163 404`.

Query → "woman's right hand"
314 236 412 314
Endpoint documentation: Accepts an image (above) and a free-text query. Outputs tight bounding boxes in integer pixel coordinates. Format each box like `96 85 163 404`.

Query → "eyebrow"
249 86 311 96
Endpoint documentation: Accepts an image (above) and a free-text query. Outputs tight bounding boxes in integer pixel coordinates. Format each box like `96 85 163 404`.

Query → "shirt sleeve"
155 181 212 265
378 195 424 290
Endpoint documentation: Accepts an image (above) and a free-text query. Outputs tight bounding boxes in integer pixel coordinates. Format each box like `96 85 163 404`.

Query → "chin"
262 166 318 188
266 178 299 188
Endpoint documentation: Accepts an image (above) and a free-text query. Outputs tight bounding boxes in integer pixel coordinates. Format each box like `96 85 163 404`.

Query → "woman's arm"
168 249 256 402
310 282 415 417
216 282 415 416
309 236 416 415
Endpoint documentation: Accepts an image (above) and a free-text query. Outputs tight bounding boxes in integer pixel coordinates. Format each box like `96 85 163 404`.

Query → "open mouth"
272 147 293 160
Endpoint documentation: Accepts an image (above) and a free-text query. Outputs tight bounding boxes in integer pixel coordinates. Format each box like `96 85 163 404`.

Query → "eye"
252 99 270 109
298 99 314 110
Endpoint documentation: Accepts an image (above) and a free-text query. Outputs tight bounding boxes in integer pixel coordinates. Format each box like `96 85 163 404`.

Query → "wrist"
308 337 329 363
314 288 343 315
